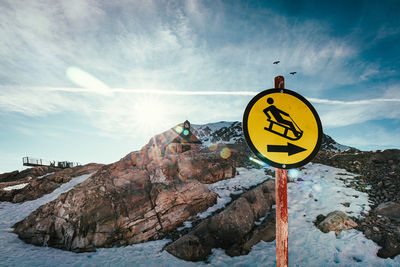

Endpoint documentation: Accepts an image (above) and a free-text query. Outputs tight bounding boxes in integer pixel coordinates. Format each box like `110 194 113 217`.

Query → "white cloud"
0 86 91 117
0 0 375 93
315 97 400 128
1 0 398 140
339 128 400 150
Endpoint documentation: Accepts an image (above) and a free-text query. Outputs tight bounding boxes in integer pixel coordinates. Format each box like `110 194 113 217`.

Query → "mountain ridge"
192 120 354 152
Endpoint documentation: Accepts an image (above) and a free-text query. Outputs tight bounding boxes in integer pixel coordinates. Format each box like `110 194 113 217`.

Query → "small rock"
316 211 357 233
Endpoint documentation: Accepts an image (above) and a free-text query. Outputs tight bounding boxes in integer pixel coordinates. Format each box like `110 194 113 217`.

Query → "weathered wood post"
274 75 288 267
243 74 322 267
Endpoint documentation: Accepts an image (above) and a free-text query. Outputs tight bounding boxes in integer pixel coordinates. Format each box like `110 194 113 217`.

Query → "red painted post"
274 76 288 267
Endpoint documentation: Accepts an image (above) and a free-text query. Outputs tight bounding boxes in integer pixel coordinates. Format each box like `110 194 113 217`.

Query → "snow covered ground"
0 164 400 266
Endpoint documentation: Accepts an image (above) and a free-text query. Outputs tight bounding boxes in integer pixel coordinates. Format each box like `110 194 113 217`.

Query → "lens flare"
175 126 183 133
249 156 268 167
288 169 300 178
220 147 231 159
66 66 112 96
209 144 218 151
312 184 322 192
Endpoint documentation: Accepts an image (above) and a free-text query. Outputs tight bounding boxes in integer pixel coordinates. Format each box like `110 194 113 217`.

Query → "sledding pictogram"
263 97 303 141
242 88 323 169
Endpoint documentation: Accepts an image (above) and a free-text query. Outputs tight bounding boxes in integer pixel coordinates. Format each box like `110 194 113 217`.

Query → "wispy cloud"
1 83 400 135
0 86 91 117
338 127 400 150
0 0 399 150
0 0 378 94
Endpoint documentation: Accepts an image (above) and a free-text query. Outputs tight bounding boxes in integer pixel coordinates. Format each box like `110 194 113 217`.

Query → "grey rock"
375 202 400 219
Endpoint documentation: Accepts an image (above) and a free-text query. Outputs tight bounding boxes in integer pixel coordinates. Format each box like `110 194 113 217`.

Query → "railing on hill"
22 157 80 169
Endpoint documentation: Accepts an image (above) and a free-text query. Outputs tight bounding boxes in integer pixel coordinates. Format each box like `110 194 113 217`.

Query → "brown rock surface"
165 180 275 261
12 125 241 252
134 129 237 185
0 163 103 203
226 210 276 257
0 166 59 183
13 152 217 252
316 210 357 234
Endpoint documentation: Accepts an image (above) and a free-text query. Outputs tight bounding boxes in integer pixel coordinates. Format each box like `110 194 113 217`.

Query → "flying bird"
290 72 297 75
273 61 280 64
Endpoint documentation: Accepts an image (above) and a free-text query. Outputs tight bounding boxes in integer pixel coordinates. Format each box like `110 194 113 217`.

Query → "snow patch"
37 172 55 179
2 183 29 191
332 142 351 152
192 121 242 147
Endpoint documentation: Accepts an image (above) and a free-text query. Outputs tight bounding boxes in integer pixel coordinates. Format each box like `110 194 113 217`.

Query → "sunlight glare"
131 95 172 135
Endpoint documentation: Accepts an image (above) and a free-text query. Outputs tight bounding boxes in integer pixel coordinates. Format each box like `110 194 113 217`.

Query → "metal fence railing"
22 157 80 169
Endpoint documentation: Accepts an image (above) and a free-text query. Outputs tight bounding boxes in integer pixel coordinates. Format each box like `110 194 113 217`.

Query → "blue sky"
1 0 400 173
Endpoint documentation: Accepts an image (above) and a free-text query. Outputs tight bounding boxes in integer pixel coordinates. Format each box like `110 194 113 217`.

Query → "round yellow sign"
243 88 322 169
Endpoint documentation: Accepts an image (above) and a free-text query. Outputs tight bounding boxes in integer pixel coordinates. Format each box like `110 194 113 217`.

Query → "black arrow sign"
267 142 307 156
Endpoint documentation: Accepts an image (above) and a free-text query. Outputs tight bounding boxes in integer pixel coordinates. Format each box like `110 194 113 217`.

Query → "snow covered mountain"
192 121 353 152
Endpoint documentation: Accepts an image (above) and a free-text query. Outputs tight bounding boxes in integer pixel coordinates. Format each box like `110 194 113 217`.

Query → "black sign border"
242 88 323 169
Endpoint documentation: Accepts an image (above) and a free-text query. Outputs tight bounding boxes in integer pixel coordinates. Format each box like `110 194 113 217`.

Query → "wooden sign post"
274 76 288 267
242 75 322 267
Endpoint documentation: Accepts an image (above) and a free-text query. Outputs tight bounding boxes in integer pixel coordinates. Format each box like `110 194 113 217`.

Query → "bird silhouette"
290 72 297 75
273 61 280 65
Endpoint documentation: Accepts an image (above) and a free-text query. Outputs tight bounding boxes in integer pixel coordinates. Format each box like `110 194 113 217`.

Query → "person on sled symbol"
263 97 301 138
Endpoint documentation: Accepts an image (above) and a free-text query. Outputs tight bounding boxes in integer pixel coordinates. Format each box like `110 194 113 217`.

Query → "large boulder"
226 209 276 256
377 234 400 259
374 202 400 219
166 180 275 261
14 153 217 252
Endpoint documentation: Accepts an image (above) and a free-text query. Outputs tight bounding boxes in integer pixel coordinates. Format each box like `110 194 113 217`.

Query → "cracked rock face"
12 126 241 252
13 153 217 252
165 180 275 261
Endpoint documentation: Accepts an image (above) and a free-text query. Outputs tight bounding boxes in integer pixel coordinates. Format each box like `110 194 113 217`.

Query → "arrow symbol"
267 142 307 156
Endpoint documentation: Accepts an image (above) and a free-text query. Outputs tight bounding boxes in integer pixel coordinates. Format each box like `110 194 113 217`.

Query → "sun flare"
131 95 172 135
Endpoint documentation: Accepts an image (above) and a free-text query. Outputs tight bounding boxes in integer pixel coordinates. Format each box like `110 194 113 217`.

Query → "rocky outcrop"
13 152 217 252
12 123 242 252
0 166 59 183
165 180 275 261
0 163 103 203
316 211 357 235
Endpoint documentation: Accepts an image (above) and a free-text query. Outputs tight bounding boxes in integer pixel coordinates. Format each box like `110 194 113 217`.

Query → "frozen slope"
0 165 400 266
